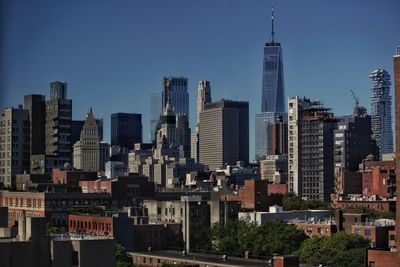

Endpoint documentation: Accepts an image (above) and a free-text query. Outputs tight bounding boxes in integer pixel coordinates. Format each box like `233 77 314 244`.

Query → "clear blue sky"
1 0 399 161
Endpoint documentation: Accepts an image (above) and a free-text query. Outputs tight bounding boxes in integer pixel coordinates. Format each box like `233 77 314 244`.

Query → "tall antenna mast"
271 5 275 43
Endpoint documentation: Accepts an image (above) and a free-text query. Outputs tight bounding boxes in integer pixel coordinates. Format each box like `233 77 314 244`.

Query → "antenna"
271 5 275 43
350 89 359 107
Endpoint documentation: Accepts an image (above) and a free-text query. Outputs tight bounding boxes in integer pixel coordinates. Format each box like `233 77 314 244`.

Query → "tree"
116 243 133 267
283 193 330 211
210 220 307 258
296 232 370 267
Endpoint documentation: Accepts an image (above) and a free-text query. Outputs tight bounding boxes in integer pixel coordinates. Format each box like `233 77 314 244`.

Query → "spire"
271 5 275 43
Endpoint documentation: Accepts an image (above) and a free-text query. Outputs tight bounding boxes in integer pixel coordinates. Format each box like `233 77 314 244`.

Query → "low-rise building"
52 168 98 187
351 219 395 248
239 207 331 225
0 190 111 227
294 220 337 237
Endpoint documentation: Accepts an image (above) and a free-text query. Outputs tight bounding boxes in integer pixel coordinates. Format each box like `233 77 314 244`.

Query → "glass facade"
370 69 393 157
261 44 285 113
111 113 142 149
149 91 163 142
162 76 189 116
255 111 287 161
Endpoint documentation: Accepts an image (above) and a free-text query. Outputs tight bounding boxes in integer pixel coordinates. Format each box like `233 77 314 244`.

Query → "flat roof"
129 250 312 267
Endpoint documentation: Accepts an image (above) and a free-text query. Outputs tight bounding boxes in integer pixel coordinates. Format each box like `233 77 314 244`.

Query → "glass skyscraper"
260 7 285 113
370 69 393 157
255 7 287 161
111 113 142 149
162 76 189 116
149 91 163 142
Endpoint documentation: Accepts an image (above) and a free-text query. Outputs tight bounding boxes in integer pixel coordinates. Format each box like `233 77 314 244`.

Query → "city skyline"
1 0 399 161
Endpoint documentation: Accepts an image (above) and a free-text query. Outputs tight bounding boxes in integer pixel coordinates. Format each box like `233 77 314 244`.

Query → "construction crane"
350 89 359 107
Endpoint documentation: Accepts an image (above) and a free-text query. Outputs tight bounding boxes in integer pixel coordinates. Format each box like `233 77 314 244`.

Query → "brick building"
295 220 337 237
352 220 395 248
360 159 396 198
0 190 111 227
52 168 98 187
335 198 395 213
79 174 155 206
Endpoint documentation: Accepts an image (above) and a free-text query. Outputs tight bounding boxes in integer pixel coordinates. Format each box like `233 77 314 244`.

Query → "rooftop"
129 250 312 267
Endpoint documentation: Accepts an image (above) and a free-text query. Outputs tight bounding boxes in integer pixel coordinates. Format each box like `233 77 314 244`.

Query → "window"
364 230 371 237
354 229 361 235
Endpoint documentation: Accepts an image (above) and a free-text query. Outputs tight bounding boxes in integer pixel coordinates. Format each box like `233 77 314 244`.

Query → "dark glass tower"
111 113 142 149
261 7 285 113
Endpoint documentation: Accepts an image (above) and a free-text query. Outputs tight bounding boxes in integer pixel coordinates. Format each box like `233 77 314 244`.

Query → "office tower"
162 76 189 115
149 91 163 143
73 109 101 172
192 81 212 162
155 98 191 158
261 7 285 113
255 7 287 160
23 94 46 155
0 106 30 187
45 81 72 165
199 99 249 171
334 103 377 196
393 46 400 265
71 118 104 146
288 97 337 202
50 81 67 100
269 115 287 155
370 69 394 157
111 113 142 149
196 81 212 125
255 112 287 161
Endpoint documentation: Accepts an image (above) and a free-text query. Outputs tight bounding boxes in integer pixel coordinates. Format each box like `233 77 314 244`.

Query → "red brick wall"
368 250 397 267
68 214 114 237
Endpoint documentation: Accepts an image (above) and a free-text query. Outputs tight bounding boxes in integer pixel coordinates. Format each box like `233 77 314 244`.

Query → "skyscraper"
191 81 212 162
73 109 101 171
255 7 287 160
370 69 394 157
45 81 72 165
199 99 249 171
162 76 189 115
334 104 377 197
255 112 287 160
149 91 163 143
50 81 67 101
261 7 285 113
23 94 46 156
288 97 337 202
111 113 142 149
0 106 30 187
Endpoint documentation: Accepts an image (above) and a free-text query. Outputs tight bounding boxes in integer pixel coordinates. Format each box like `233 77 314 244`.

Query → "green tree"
210 220 307 257
283 193 329 211
116 243 133 267
296 232 370 267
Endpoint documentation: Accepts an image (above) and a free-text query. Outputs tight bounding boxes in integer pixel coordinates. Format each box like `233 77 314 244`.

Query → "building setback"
191 81 212 163
111 113 142 149
45 81 72 166
0 107 30 187
73 109 101 172
199 99 249 171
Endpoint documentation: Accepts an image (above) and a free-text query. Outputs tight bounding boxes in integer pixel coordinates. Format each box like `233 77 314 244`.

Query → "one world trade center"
255 6 287 161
